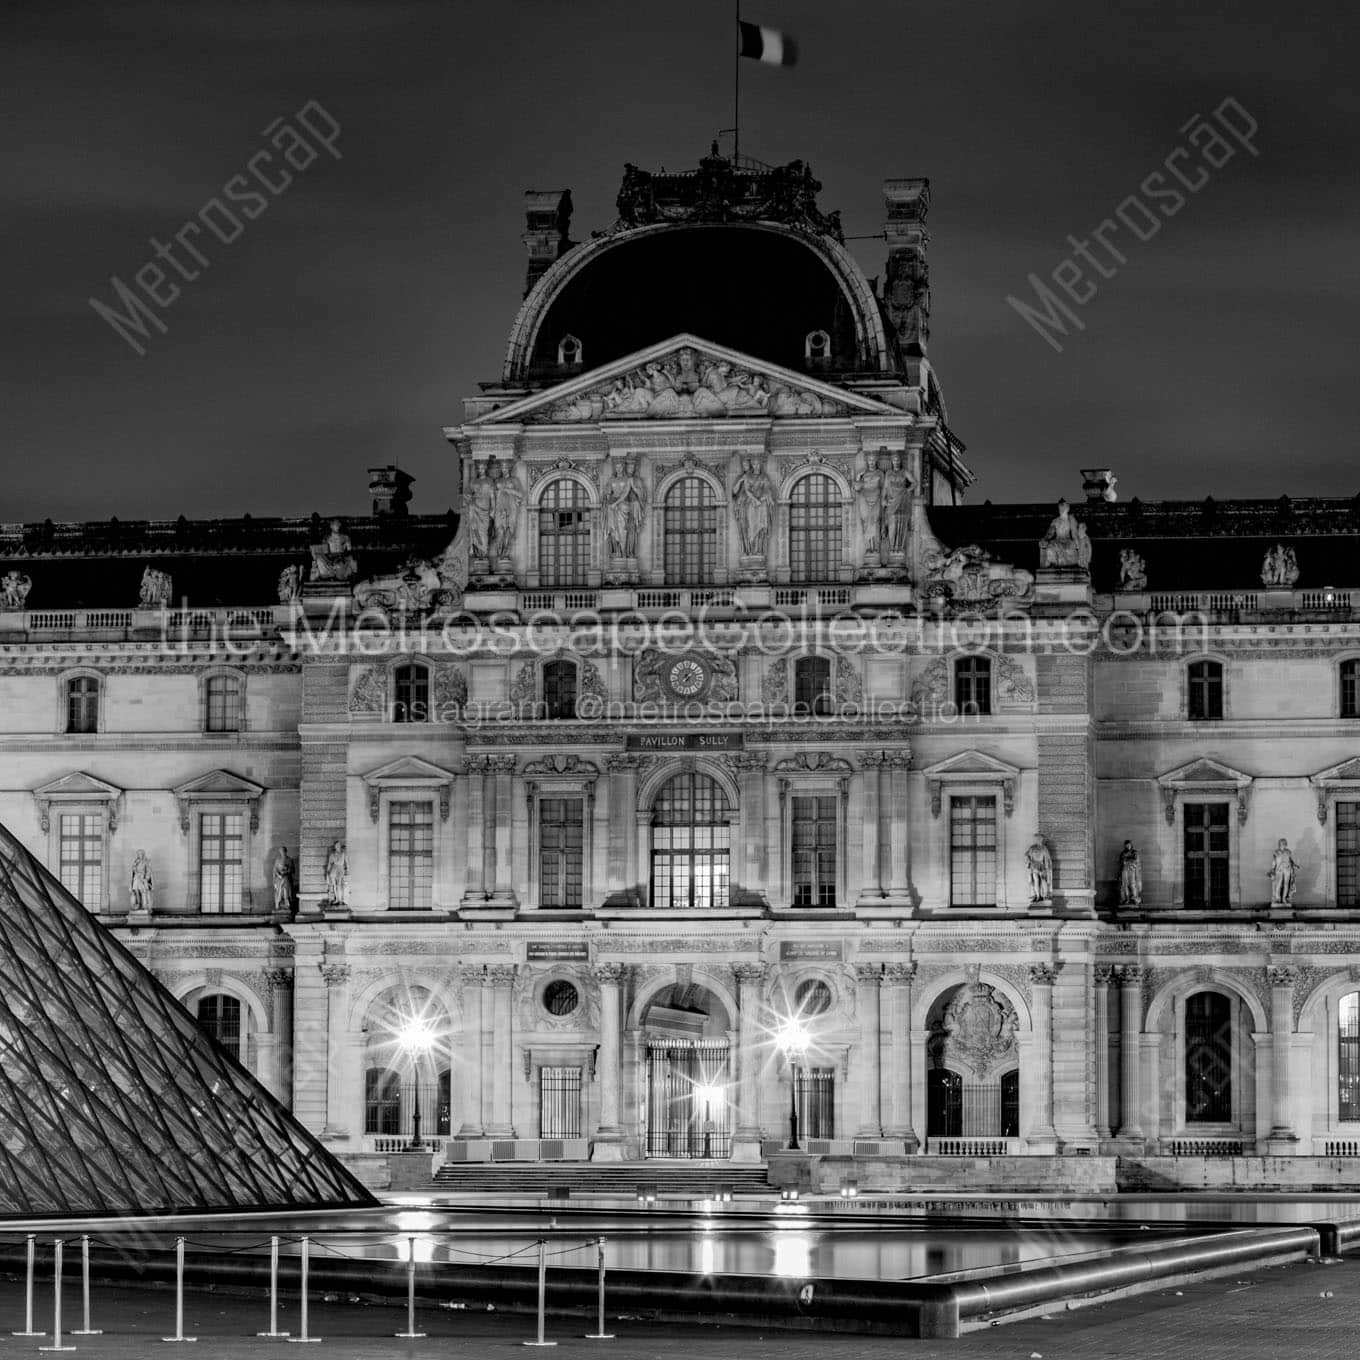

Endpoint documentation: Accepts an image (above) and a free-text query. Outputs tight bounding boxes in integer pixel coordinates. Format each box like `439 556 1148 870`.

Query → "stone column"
1093 966 1113 1141
1116 965 1144 1141
1267 966 1298 1148
883 963 917 1150
457 965 486 1137
262 967 294 1105
319 960 351 1139
463 756 487 901
732 754 768 896
1026 963 1057 1150
856 755 884 903
885 753 912 906
486 965 516 1136
856 963 883 1137
488 756 517 905
592 963 627 1161
732 962 765 1159
604 754 643 902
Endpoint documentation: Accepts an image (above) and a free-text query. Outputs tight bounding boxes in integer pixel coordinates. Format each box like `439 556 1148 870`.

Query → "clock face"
668 658 707 697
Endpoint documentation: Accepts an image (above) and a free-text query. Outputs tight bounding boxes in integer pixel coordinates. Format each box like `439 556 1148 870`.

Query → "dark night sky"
4 0 1358 523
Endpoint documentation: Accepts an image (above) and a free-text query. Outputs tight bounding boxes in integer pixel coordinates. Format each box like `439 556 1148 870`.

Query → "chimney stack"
881 178 931 358
522 189 573 297
368 466 414 517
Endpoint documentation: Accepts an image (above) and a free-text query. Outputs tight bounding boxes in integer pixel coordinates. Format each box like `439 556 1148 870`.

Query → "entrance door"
644 1041 731 1158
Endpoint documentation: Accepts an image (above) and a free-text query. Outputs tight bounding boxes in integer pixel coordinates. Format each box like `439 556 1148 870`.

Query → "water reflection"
771 1231 812 1278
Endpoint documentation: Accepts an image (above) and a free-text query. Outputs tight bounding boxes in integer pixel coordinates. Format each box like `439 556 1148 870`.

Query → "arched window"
65 675 99 734
1341 992 1360 1121
954 656 992 715
663 476 718 585
1187 659 1223 720
791 795 837 907
537 478 591 586
543 659 579 720
204 673 242 732
651 772 730 910
196 993 242 1061
804 329 831 366
392 662 429 723
1342 660 1360 719
793 656 832 717
1185 991 1232 1122
788 474 842 583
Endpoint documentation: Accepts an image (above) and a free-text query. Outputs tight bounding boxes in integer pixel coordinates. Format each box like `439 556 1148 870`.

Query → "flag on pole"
738 20 797 67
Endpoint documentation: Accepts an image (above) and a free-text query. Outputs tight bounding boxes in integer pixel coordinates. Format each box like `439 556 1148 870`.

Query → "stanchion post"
287 1236 320 1344
13 1233 46 1337
159 1237 196 1343
584 1236 614 1340
72 1235 101 1337
395 1235 426 1339
256 1236 289 1338
38 1238 75 1353
521 1239 557 1347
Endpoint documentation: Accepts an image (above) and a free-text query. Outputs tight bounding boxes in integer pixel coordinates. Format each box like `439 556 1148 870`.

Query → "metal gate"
539 1066 583 1138
644 1041 731 1158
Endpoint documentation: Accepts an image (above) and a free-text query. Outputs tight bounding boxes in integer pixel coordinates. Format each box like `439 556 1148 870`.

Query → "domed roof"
502 152 893 386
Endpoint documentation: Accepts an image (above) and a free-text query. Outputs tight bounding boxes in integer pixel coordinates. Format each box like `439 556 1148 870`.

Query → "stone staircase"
431 1161 771 1197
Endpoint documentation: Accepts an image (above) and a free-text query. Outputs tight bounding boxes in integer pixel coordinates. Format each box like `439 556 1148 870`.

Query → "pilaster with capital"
486 964 517 1136
1025 962 1058 1149
592 963 629 1158
262 968 294 1103
457 964 486 1136
730 752 768 893
732 962 766 1155
463 756 488 901
883 962 917 1148
487 756 518 905
1115 965 1144 1141
855 962 883 1137
1093 966 1113 1141
319 960 352 1140
1267 965 1298 1145
605 754 647 899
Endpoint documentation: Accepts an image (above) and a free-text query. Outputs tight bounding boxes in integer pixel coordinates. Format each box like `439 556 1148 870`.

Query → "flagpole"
733 0 740 164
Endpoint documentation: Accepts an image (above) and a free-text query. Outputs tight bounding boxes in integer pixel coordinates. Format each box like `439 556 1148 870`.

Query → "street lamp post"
775 1019 810 1152
396 1017 437 1152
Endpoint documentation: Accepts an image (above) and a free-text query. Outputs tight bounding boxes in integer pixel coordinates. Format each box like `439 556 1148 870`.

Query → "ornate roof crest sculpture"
0 571 32 609
614 144 844 242
919 542 1034 604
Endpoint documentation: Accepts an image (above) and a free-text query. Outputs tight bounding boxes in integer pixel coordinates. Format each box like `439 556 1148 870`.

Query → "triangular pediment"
32 772 123 801
920 750 1022 781
171 769 266 801
1158 757 1254 788
467 333 903 426
1312 756 1360 786
361 756 456 786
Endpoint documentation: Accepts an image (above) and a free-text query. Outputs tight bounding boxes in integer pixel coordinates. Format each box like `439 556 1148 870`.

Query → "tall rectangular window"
1343 660 1360 719
950 796 997 906
797 1068 836 1139
539 797 584 907
793 657 832 717
787 474 842 582
205 675 242 732
1184 802 1230 907
791 795 837 907
954 657 992 715
389 800 434 910
1339 802 1360 908
1187 660 1223 720
66 677 99 734
542 660 579 720
199 812 244 913
58 813 103 910
537 479 591 586
663 476 718 585
392 664 429 723
539 1066 583 1138
1341 993 1360 1122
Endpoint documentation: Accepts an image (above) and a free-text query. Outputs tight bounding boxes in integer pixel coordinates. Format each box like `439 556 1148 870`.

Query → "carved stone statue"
879 450 911 555
130 850 154 913
1025 835 1053 903
467 458 524 564
1119 549 1147 591
731 455 775 557
309 520 357 583
324 839 349 906
0 571 32 609
138 566 173 608
1268 838 1298 904
1117 840 1142 906
854 456 885 557
1038 499 1090 570
1261 544 1300 588
603 457 648 558
276 564 302 602
491 456 524 561
271 846 296 913
354 559 446 616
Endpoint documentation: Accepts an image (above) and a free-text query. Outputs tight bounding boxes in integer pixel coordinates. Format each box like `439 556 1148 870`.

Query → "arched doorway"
925 972 1020 1146
641 983 733 1159
360 985 453 1142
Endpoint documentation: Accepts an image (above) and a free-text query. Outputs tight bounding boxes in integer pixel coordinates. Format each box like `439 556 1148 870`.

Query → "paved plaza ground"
1 1251 1357 1359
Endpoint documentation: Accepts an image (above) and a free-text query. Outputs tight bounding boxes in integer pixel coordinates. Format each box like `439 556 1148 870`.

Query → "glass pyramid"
0 819 374 1217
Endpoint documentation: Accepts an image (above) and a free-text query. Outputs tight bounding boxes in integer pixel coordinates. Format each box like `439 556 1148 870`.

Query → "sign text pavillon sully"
625 733 745 751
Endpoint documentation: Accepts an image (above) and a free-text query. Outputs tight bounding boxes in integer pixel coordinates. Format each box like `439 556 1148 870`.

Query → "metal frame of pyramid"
0 819 375 1217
